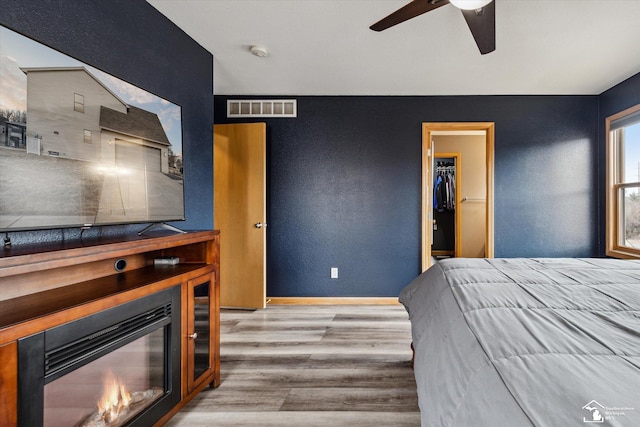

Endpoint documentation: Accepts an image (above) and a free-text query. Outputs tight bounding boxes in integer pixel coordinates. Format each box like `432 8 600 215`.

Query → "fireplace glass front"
43 329 165 427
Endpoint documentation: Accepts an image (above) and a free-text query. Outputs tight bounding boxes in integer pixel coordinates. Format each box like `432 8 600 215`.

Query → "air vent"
44 303 172 379
227 99 297 118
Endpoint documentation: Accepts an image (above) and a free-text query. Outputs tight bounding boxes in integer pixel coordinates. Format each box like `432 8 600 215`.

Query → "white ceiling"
148 0 640 96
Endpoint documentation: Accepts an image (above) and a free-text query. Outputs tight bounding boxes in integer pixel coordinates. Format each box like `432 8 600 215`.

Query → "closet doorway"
421 123 494 272
432 152 461 260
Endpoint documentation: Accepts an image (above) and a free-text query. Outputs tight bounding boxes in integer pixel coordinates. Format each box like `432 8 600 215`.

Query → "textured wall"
0 0 213 245
215 95 600 297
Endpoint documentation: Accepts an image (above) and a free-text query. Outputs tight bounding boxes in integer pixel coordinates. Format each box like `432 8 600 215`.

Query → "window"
74 93 84 113
83 129 91 144
606 104 640 258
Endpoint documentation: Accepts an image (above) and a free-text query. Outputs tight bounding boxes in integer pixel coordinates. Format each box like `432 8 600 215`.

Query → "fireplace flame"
97 371 132 424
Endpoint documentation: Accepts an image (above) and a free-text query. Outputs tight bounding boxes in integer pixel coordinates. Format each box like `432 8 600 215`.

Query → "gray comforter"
399 258 640 426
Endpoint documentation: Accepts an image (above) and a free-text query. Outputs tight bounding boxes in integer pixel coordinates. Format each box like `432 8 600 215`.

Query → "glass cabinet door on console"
186 273 217 393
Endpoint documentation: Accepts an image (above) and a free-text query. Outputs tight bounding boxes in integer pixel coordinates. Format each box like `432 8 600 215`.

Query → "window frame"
606 103 640 259
74 93 84 113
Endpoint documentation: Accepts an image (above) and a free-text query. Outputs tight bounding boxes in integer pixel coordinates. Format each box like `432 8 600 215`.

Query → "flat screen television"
0 25 185 233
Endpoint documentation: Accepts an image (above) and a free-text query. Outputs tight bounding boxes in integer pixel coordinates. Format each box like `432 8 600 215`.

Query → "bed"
399 258 640 426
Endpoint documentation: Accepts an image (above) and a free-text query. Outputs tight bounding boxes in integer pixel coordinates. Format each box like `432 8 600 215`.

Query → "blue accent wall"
215 95 600 297
0 0 213 245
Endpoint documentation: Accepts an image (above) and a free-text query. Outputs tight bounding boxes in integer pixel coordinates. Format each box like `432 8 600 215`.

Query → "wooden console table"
0 230 220 426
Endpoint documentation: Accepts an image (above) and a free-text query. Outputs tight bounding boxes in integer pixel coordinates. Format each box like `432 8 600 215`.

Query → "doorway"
432 152 461 260
421 123 495 272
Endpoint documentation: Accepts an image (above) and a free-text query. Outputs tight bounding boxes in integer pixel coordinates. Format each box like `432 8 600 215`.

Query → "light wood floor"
167 304 420 426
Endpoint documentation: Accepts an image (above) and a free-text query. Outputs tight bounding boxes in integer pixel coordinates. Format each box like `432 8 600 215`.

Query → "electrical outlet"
331 267 339 279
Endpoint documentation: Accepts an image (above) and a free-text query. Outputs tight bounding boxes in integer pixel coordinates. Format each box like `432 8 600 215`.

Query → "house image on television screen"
1 66 185 228
22 66 172 172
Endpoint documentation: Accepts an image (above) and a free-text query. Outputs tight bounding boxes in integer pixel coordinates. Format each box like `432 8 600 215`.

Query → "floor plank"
167 304 420 426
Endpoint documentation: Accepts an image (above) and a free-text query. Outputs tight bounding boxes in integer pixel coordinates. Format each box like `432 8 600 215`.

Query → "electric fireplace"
18 286 181 427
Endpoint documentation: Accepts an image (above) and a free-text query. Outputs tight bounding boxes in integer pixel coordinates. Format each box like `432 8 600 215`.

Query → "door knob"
255 222 266 229
188 332 198 340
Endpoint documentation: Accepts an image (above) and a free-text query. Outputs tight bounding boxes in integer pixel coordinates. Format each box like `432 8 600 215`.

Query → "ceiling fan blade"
460 1 495 54
370 0 449 32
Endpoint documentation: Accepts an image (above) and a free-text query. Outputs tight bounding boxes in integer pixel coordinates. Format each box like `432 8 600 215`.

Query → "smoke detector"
249 45 269 57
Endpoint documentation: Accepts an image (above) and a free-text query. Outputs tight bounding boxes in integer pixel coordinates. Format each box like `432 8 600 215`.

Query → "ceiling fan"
370 0 496 55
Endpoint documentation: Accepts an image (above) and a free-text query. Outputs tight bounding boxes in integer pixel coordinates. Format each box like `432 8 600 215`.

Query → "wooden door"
214 123 266 309
422 138 434 270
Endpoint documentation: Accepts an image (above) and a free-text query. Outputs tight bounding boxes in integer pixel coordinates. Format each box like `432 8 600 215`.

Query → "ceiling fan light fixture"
449 0 491 10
